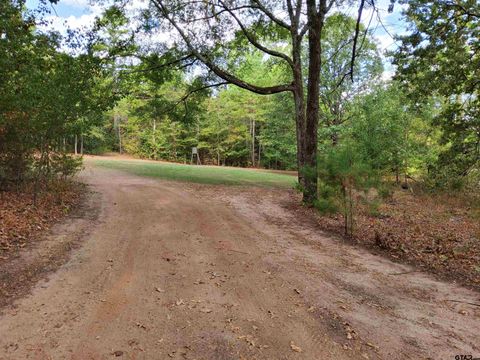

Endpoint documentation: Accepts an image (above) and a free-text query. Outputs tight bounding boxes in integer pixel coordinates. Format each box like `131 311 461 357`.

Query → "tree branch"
152 0 294 95
250 0 291 30
350 0 366 81
174 81 229 120
174 81 229 107
329 0 373 92
125 54 195 73
218 0 294 67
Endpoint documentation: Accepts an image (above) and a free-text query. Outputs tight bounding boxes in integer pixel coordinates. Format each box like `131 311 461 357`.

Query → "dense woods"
1 0 479 233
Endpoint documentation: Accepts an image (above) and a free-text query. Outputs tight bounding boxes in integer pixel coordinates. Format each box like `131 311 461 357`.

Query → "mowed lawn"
91 158 297 188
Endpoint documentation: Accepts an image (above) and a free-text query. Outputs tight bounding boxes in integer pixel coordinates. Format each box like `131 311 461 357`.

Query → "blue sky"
26 0 91 18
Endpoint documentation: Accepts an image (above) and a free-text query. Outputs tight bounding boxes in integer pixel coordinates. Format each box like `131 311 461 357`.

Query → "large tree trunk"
303 0 324 205
291 35 306 189
293 88 306 187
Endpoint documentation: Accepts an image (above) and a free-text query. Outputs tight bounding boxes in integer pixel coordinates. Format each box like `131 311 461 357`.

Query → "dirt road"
1 163 479 359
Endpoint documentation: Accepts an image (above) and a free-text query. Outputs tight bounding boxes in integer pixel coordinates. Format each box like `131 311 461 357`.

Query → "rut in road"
0 164 479 360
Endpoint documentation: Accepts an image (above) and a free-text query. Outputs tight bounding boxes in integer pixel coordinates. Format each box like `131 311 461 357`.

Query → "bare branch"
286 0 295 23
325 0 375 94
125 54 194 73
350 0 366 81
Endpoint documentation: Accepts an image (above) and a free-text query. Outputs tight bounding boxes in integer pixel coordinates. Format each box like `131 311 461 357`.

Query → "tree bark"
303 0 324 205
251 118 255 166
118 125 122 154
293 86 306 187
74 134 78 155
152 119 157 159
258 141 261 167
291 31 306 189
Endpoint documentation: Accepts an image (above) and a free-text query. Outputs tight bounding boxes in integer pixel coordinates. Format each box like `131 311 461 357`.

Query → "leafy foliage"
317 141 380 236
394 0 480 184
0 0 115 191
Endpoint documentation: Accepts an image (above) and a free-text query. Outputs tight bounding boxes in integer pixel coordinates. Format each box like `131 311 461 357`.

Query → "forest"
1 0 480 358
3 1 479 182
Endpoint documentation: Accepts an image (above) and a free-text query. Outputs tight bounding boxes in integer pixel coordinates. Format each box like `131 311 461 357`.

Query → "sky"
25 0 407 79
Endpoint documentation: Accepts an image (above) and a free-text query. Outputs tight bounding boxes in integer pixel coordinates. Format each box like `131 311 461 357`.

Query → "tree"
0 0 115 190
319 13 383 145
349 83 437 183
133 0 372 204
394 0 480 181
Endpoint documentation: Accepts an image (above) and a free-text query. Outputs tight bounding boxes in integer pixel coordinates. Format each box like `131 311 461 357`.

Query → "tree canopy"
394 0 480 180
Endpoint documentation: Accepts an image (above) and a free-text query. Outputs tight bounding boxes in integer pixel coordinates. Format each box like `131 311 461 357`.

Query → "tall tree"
133 0 372 204
0 0 115 186
319 13 383 145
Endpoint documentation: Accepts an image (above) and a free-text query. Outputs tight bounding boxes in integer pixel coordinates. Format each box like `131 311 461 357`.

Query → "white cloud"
381 69 395 81
60 0 90 8
39 0 105 35
41 12 96 35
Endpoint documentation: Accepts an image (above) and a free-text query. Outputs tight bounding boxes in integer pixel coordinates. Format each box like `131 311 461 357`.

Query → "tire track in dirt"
0 162 478 360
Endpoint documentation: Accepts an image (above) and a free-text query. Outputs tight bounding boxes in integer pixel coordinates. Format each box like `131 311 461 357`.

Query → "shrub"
318 142 381 236
314 197 338 214
50 153 83 180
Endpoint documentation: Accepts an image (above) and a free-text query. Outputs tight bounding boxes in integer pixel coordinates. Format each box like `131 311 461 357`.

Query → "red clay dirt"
0 160 479 359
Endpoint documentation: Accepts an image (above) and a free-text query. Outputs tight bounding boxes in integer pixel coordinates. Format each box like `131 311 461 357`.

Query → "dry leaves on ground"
0 181 84 259
295 189 480 290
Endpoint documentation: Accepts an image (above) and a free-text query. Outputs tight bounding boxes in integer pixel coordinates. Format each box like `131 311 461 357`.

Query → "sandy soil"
0 162 479 360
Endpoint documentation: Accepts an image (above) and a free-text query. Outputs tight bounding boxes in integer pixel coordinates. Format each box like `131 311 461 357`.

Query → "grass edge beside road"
90 158 297 189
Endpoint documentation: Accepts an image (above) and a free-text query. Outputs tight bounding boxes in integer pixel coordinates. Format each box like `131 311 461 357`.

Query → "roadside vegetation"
300 185 480 289
1 0 479 288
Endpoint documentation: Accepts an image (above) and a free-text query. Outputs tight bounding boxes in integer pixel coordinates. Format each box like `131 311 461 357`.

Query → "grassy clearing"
91 158 297 188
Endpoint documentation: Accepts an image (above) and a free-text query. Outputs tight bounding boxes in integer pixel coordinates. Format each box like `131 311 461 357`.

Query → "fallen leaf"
290 342 302 353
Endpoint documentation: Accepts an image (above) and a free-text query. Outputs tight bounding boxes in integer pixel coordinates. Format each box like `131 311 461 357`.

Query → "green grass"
92 158 297 188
